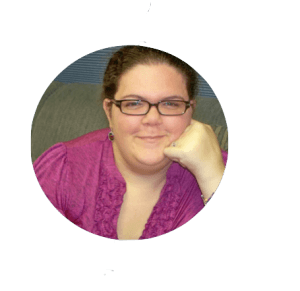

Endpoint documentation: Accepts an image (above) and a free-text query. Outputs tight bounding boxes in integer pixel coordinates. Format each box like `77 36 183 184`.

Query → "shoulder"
63 128 110 149
221 149 228 165
34 128 111 172
61 128 111 166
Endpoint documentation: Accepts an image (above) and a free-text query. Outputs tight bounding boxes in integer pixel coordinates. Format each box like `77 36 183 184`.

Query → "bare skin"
103 64 192 239
117 187 162 240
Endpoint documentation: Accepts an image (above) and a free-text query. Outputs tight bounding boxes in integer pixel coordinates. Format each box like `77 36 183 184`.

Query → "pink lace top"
33 128 228 240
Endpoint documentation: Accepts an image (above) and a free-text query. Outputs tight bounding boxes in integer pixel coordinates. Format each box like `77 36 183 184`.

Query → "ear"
191 99 197 108
103 98 113 128
190 99 197 114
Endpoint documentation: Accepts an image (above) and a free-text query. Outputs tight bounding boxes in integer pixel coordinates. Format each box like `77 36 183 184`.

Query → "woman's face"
103 63 194 172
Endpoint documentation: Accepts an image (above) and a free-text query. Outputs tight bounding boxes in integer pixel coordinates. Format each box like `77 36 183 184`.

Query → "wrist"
201 192 215 205
195 170 224 203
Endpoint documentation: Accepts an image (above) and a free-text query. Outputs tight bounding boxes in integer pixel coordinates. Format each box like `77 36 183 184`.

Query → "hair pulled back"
101 46 198 102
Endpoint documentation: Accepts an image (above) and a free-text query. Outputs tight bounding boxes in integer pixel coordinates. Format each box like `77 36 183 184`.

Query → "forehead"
116 64 188 100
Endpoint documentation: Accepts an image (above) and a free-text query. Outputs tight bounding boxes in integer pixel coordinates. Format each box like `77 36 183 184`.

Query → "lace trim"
93 163 182 240
139 175 181 239
93 167 125 239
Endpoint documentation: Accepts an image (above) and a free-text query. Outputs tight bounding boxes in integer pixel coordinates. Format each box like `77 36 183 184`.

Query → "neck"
112 144 172 193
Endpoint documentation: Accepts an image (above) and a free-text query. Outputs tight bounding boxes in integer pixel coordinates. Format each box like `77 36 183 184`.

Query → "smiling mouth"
138 136 165 142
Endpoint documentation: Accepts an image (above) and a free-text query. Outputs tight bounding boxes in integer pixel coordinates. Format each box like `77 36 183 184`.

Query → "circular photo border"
31 45 228 240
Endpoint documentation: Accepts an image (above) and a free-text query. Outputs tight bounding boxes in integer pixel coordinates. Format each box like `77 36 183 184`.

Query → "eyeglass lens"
121 100 187 115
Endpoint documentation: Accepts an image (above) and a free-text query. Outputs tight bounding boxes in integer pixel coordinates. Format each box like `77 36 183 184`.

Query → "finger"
192 119 207 127
163 147 183 160
183 123 193 133
179 162 186 168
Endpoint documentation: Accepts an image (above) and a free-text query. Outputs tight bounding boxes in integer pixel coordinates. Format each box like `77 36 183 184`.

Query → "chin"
137 153 170 168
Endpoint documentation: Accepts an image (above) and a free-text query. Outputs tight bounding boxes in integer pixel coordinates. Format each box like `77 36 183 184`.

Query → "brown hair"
101 46 198 103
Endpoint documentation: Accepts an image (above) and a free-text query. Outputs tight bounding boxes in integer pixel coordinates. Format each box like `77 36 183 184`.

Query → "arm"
195 171 223 204
164 119 227 205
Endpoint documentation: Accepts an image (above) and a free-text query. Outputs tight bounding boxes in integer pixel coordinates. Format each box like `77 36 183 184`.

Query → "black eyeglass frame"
110 99 194 116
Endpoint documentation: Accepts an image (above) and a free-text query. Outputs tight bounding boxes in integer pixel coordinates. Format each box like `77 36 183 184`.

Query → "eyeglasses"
110 99 194 116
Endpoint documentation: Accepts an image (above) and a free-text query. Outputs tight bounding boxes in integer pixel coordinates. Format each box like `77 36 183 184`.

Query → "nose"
141 104 162 125
145 104 161 118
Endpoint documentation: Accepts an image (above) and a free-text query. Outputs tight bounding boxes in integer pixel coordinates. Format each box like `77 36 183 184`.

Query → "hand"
164 119 225 196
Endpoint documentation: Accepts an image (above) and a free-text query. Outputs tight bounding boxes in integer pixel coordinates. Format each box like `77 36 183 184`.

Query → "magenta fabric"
33 128 228 240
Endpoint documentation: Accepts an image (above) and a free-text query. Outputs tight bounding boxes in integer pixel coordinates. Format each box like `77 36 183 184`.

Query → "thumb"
163 146 183 161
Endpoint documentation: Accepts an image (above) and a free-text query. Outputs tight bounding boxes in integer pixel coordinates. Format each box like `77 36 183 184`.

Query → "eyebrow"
121 94 186 101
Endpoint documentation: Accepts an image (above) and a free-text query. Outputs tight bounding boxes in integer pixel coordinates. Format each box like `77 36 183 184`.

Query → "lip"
137 135 165 142
139 136 164 138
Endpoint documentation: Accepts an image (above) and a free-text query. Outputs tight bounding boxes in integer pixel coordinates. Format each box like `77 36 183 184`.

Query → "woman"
33 46 227 240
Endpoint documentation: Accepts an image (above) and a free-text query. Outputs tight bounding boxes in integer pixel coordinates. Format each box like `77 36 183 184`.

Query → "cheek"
113 115 141 135
165 117 191 139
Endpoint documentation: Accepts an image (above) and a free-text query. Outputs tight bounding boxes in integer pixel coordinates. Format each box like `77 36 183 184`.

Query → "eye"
161 101 180 107
125 100 141 107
